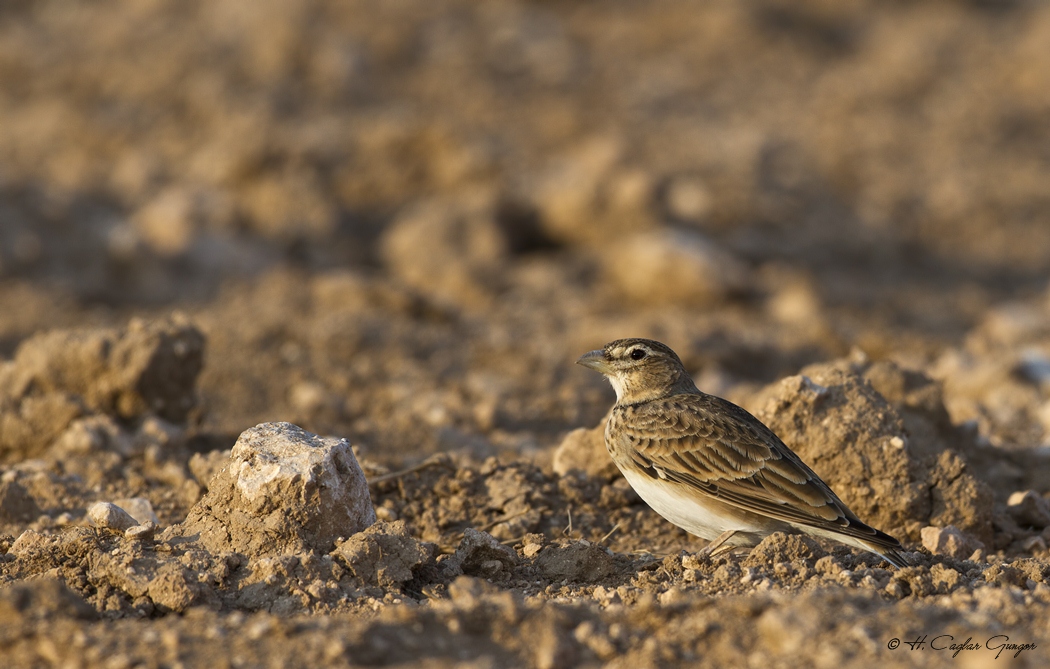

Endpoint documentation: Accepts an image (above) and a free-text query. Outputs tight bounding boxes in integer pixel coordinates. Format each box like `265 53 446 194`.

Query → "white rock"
921 525 985 559
602 229 748 306
664 176 713 221
88 502 139 532
9 529 46 558
178 422 376 556
113 497 159 525
125 521 157 542
1007 490 1050 529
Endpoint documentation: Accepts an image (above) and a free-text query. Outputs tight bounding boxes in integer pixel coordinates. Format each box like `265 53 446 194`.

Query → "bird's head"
576 338 697 404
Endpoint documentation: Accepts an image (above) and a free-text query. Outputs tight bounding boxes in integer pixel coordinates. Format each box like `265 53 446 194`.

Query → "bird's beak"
576 349 611 374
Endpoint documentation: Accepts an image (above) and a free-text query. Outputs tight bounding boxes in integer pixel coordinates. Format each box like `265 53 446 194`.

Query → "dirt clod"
534 540 618 583
177 422 375 557
921 525 985 560
602 229 749 306
0 480 40 524
0 579 98 623
750 359 995 544
380 195 509 309
0 316 203 442
334 520 436 588
552 421 618 480
1007 490 1050 529
444 528 519 578
744 532 828 568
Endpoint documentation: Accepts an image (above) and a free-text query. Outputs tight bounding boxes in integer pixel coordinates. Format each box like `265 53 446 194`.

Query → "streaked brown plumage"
577 338 908 568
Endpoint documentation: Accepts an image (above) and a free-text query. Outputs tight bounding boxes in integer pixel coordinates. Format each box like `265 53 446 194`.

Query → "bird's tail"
874 547 910 569
856 536 909 569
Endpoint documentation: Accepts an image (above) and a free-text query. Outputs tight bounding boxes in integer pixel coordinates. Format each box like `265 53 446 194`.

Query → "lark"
577 338 908 568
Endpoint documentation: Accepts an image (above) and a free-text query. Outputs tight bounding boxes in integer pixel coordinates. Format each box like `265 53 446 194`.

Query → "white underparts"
618 464 766 544
621 461 897 560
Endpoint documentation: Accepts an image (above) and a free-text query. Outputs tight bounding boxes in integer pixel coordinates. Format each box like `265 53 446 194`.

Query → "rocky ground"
3 1 1050 667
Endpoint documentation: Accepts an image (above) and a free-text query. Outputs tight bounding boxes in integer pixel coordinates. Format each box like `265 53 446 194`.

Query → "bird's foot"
697 529 738 557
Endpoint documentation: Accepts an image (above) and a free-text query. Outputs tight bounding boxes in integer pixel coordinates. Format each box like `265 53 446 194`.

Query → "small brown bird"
577 338 908 568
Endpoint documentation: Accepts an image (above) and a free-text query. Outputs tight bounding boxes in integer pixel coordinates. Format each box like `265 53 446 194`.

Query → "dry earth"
3 1 1050 667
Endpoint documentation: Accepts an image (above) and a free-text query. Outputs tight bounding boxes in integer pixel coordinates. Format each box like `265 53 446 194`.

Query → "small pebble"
88 502 138 532
125 521 158 542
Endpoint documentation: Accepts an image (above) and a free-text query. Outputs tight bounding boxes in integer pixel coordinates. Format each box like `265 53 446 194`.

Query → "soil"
3 1 1050 667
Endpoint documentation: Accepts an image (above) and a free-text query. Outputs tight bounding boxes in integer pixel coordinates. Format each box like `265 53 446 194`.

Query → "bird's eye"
629 348 647 360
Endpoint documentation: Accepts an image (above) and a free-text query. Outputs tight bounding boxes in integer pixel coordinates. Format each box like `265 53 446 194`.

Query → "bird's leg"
708 543 738 559
697 529 737 557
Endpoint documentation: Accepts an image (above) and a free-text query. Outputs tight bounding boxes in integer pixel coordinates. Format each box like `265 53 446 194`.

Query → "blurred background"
2 0 1050 462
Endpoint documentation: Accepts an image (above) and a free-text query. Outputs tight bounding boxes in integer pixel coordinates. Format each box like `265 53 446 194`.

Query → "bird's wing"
615 393 902 548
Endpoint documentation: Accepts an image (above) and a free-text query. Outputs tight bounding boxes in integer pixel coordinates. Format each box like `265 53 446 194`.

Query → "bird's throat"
610 367 697 405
